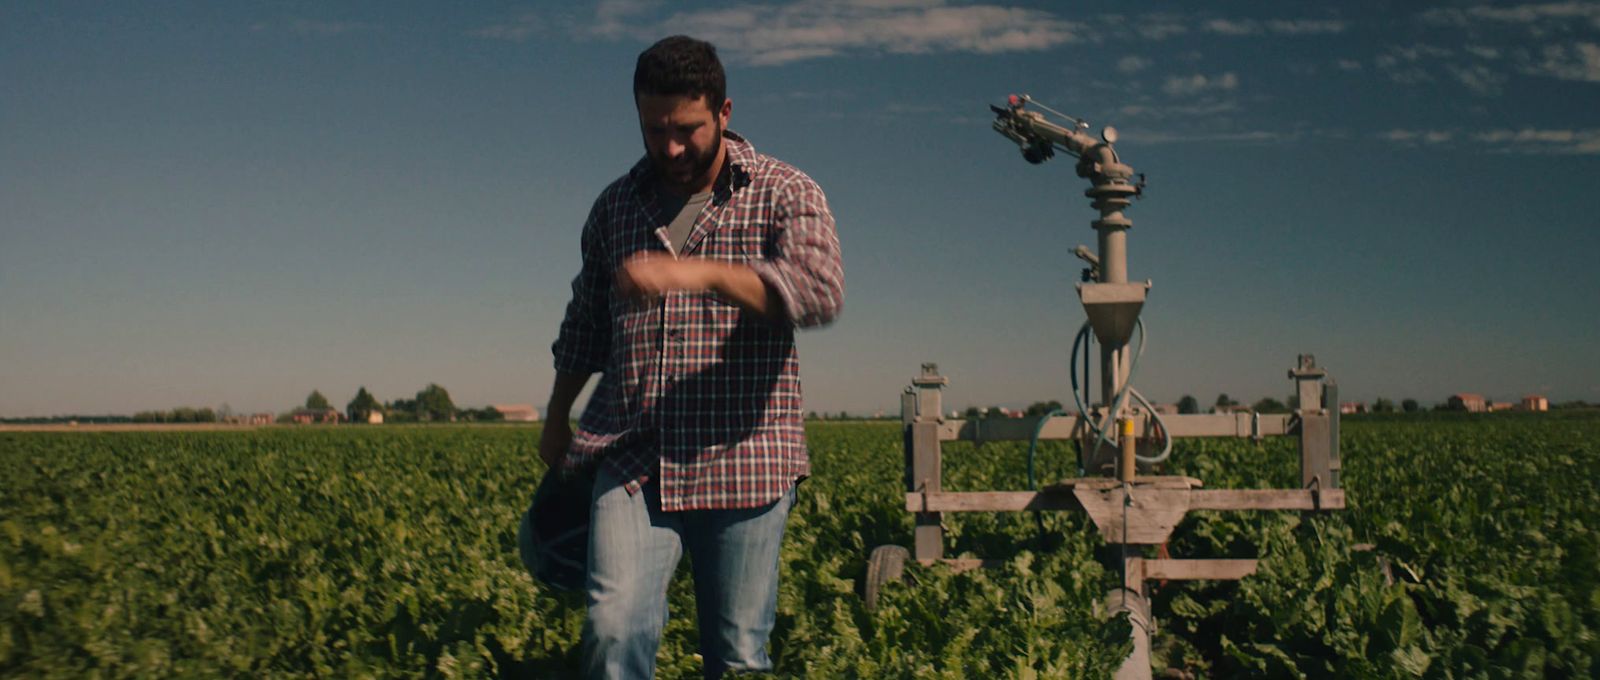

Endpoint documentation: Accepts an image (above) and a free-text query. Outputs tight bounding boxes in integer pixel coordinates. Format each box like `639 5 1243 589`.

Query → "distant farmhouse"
1449 393 1488 413
290 407 342 424
493 404 540 422
1449 393 1549 412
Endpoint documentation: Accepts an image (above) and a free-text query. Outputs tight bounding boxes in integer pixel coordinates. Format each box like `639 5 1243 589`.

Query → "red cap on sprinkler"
1008 94 1023 107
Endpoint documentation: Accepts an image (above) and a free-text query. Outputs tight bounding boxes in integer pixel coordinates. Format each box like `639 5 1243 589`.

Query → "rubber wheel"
864 545 911 612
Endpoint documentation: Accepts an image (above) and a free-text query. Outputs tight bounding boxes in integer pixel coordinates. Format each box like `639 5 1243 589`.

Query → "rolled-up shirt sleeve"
747 173 844 329
552 199 612 374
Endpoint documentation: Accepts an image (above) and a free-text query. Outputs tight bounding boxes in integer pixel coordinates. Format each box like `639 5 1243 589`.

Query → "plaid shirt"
553 131 843 511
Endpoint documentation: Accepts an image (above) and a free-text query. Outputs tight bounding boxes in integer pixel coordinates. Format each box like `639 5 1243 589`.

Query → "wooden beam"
906 490 1081 513
1132 558 1259 582
910 486 1346 516
937 412 1294 442
1042 475 1203 491
1188 488 1345 511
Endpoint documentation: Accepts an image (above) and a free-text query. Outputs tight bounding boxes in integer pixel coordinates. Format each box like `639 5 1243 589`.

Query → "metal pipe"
1119 417 1137 482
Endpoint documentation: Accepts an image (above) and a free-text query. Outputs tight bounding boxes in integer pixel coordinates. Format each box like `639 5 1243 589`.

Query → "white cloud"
469 12 544 41
1448 63 1509 95
1335 59 1364 71
1421 2 1600 30
1129 129 1294 145
1200 17 1346 36
1381 129 1455 144
1528 42 1600 81
1117 56 1150 73
1203 18 1258 36
1265 19 1347 35
1118 99 1239 119
1381 127 1600 154
1134 19 1188 40
579 0 1082 65
1474 127 1600 153
1161 72 1238 97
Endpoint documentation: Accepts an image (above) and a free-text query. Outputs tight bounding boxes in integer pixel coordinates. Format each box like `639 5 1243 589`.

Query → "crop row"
2 414 1597 677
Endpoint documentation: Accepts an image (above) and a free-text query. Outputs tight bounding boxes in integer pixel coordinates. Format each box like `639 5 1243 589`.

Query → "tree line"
300 384 506 423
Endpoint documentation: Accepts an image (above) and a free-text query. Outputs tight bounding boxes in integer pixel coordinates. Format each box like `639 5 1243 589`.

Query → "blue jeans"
581 466 795 679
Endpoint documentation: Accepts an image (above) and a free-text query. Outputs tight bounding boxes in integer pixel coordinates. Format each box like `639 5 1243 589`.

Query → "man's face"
636 93 730 194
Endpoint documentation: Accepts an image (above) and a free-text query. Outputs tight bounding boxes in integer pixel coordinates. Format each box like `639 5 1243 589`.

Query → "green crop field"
3 415 1598 678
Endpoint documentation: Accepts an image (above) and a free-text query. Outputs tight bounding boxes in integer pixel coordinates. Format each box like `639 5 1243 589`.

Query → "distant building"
249 413 273 425
493 404 540 422
1448 393 1487 413
1340 402 1367 415
1521 395 1549 412
364 411 384 424
290 408 341 424
1488 401 1516 412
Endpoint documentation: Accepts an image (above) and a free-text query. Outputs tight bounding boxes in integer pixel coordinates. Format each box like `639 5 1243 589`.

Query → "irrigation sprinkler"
865 95 1345 679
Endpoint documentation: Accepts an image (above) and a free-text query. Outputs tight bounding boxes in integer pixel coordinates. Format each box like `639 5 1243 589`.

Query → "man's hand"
616 252 720 301
539 418 573 471
616 252 783 319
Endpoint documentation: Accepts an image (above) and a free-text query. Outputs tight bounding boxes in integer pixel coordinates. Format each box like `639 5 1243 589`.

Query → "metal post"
1325 381 1341 489
1087 157 1139 473
1289 355 1337 490
910 363 948 562
900 387 917 492
1106 580 1153 680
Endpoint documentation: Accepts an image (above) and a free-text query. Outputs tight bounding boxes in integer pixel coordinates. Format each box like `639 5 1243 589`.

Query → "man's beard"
654 124 722 190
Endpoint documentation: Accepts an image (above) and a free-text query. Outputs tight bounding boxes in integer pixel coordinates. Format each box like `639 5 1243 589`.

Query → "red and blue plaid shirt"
553 131 843 511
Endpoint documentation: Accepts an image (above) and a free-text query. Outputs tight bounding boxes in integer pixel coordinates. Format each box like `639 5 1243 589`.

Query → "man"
541 35 843 678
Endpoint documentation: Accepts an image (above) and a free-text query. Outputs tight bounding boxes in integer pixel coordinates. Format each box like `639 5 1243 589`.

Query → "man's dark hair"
633 35 726 109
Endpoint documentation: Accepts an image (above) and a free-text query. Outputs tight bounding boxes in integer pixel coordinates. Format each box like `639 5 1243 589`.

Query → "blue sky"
3 1 1599 417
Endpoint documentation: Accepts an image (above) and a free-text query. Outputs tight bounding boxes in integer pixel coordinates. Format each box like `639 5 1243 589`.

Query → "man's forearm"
710 264 786 321
546 371 594 422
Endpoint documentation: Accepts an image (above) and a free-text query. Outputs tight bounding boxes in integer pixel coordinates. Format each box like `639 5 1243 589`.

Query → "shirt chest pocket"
701 226 768 262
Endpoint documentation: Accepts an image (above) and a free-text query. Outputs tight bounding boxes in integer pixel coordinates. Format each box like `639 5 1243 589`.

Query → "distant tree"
305 390 331 411
1215 393 1237 408
347 387 381 423
837 411 850 420
807 411 818 420
218 403 234 421
1287 395 1300 411
1025 400 1064 417
986 406 1008 419
964 406 981 419
1251 397 1289 414
415 384 456 422
1401 398 1420 413
1177 395 1200 414
196 407 217 423
1372 398 1396 413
